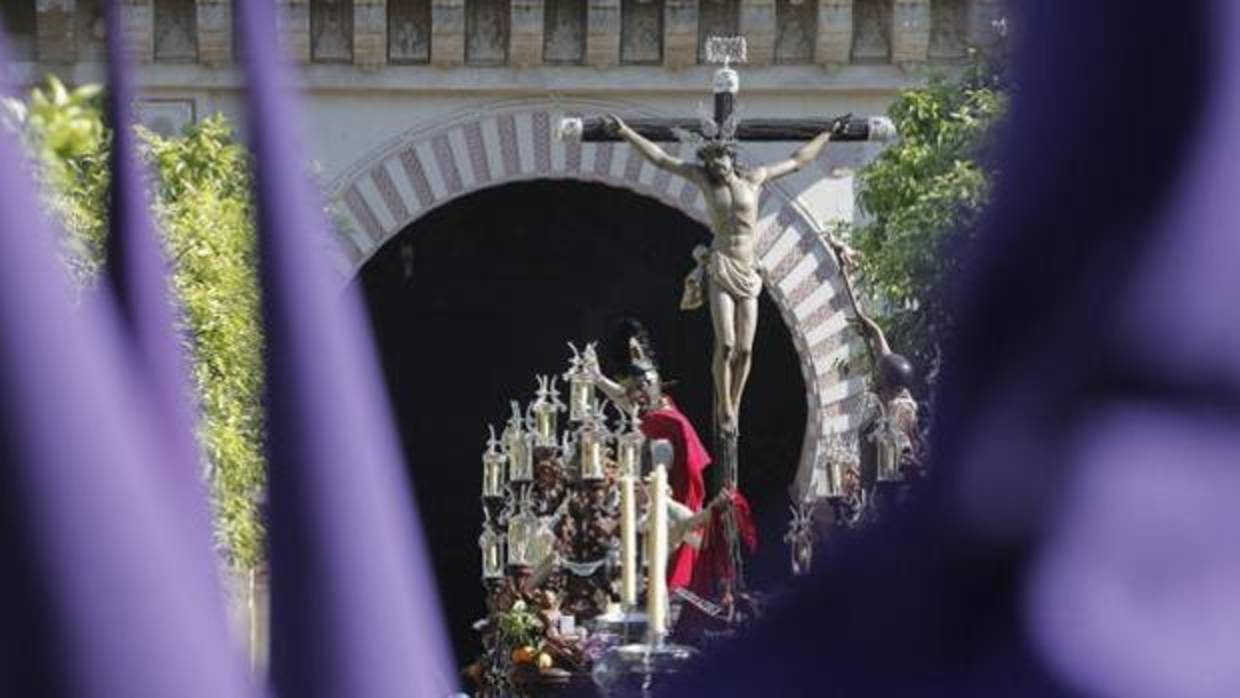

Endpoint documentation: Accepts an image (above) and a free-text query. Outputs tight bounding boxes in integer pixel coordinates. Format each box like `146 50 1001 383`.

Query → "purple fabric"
100 1 243 674
231 2 456 696
665 1 1238 696
0 18 254 698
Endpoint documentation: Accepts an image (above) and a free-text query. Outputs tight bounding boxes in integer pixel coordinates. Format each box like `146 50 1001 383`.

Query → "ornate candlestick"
871 395 903 484
577 406 612 481
616 408 645 479
506 491 539 569
504 402 535 483
482 425 506 499
480 517 506 580
784 500 815 577
530 375 565 448
565 342 599 422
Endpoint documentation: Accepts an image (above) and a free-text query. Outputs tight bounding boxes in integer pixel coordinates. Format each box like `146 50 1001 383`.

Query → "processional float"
469 36 922 697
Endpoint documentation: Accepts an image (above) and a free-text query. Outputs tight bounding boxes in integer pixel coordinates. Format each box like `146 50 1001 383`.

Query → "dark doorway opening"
358 179 806 662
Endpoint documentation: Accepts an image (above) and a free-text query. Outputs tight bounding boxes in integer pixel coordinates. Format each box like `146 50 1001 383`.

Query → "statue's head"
624 338 664 410
607 316 665 411
697 141 737 182
876 352 916 395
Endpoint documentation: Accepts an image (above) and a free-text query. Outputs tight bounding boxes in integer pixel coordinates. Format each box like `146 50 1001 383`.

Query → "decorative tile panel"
620 0 661 64
388 0 431 62
774 0 814 64
465 0 508 64
155 0 197 61
543 0 584 63
311 0 353 62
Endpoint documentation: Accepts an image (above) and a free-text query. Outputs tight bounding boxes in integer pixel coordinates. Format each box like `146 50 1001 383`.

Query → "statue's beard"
705 167 730 185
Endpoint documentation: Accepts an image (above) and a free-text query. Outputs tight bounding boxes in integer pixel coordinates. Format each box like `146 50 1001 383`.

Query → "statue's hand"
835 240 860 269
830 113 853 137
603 114 626 137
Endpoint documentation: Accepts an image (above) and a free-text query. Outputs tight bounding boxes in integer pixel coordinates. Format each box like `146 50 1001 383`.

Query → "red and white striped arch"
325 97 868 499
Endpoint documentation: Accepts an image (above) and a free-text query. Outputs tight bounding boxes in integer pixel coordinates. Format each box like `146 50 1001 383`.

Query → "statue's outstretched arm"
607 114 700 181
586 362 634 412
757 128 835 183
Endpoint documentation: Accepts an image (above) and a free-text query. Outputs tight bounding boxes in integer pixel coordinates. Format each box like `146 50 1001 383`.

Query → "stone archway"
325 97 867 499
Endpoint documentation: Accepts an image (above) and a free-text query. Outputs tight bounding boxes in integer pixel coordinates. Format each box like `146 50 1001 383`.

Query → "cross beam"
559 116 897 144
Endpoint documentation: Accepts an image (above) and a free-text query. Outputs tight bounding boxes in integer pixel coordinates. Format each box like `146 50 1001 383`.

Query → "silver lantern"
564 342 599 422
481 425 506 498
479 523 505 579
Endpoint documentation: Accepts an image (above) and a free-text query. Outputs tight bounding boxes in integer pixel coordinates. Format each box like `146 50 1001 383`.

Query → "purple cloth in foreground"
0 19 255 698
100 1 243 673
666 1 1239 696
232 2 456 697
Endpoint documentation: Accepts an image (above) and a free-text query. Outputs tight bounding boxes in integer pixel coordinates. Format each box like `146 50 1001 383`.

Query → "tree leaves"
21 83 267 570
848 50 1008 390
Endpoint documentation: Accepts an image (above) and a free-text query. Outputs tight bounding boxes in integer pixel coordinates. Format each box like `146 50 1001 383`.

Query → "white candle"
620 475 637 609
646 465 669 640
582 433 604 480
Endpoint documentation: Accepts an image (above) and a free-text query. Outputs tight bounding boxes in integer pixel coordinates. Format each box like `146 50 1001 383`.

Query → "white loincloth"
681 245 762 310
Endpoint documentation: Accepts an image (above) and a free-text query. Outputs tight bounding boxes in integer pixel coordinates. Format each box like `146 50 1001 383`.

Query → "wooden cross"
558 37 896 146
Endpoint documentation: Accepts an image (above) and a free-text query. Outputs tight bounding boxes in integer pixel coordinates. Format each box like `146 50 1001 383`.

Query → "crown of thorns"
672 100 743 161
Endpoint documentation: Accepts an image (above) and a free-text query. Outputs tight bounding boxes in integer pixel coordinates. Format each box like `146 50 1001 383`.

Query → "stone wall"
2 0 1004 69
2 0 1006 506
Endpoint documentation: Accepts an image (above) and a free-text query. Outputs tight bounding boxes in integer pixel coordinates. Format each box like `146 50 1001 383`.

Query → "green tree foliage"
4 76 110 285
848 52 1008 384
144 117 267 569
8 78 267 569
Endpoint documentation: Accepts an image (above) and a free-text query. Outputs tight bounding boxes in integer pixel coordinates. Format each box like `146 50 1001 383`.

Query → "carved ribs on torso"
702 175 761 263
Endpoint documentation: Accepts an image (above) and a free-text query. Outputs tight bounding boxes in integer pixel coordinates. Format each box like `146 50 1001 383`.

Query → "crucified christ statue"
606 114 845 435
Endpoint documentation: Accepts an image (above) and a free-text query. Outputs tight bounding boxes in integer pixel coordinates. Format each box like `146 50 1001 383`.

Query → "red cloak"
640 400 710 589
